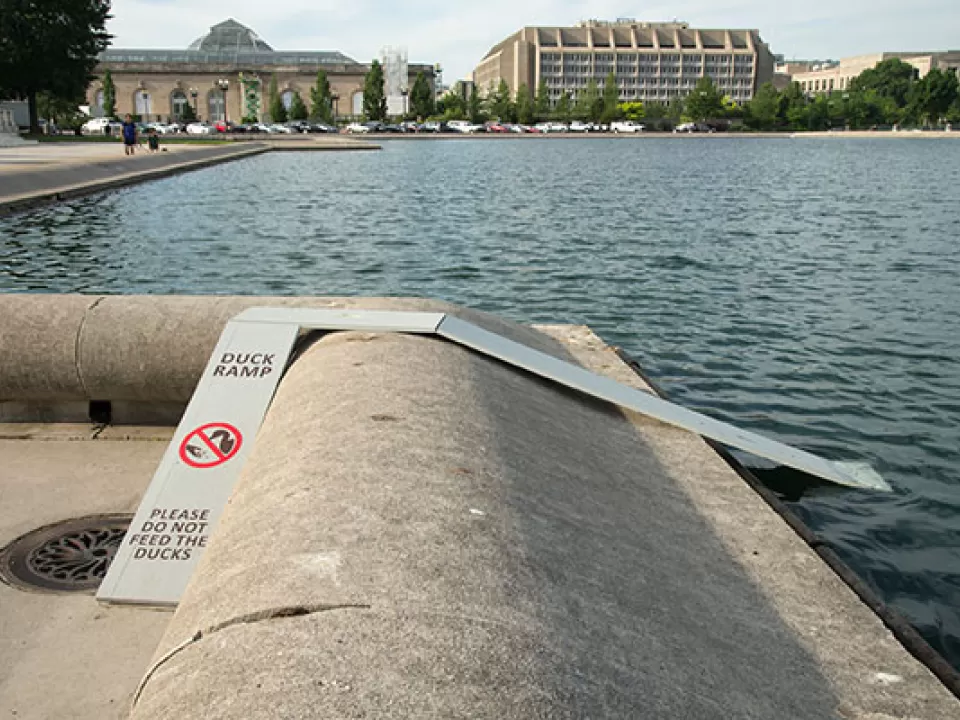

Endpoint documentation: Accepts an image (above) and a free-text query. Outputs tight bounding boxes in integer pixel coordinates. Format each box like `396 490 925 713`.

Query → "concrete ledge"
127 322 957 718
0 295 570 408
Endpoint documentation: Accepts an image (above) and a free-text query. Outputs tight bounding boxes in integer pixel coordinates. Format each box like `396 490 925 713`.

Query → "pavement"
0 137 378 215
0 296 957 718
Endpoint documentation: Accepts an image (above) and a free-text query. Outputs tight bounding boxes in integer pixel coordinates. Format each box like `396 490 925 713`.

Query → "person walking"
121 114 137 156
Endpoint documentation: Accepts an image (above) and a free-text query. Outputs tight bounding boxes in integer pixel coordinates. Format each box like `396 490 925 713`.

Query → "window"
94 90 104 116
134 91 153 118
171 90 189 120
207 89 225 121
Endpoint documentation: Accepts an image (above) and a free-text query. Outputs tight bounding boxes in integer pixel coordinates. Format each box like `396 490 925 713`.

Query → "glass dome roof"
188 19 273 53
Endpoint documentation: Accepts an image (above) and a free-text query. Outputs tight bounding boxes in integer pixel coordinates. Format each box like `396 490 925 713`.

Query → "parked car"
486 122 509 133
269 124 293 134
611 120 645 134
308 123 338 133
568 121 591 133
447 119 483 134
381 124 404 133
81 117 124 135
346 123 370 134
421 121 441 133
186 122 216 135
675 122 714 133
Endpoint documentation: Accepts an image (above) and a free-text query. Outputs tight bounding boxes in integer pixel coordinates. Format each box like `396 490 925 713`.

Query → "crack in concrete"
74 295 106 398
131 603 370 709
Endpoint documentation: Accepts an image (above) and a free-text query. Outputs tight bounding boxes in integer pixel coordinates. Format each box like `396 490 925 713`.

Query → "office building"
472 20 775 105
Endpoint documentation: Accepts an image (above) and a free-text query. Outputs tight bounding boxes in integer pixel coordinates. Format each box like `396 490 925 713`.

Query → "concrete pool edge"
0 138 380 217
0 295 958 717
613 346 960 702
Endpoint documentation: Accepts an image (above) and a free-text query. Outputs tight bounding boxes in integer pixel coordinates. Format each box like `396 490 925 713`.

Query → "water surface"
2 137 958 669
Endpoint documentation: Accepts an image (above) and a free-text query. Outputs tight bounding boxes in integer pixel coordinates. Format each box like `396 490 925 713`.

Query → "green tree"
743 82 784 130
309 69 332 123
467 84 483 123
101 69 117 118
438 90 465 120
289 91 308 121
363 59 387 121
554 91 572 122
267 75 287 123
410 71 434 119
907 68 959 126
600 72 622 123
574 79 602 121
516 83 534 124
850 58 918 108
535 81 551 121
684 76 724 122
488 79 514 121
0 0 112 133
179 101 197 123
619 101 645 122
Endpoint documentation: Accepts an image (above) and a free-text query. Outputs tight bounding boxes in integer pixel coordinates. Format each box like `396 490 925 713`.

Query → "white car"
447 120 483 134
345 123 370 134
568 121 591 133
611 121 645 133
269 124 293 134
186 122 216 135
81 117 121 135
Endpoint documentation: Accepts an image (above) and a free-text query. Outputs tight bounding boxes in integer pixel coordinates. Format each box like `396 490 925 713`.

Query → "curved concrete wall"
0 295 562 403
126 324 959 719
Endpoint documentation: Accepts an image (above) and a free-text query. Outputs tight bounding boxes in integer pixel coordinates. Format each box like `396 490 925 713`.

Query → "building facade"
86 18 435 122
472 20 775 105
792 52 960 96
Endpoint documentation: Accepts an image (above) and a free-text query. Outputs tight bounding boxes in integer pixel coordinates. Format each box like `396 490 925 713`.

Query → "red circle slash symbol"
179 422 243 469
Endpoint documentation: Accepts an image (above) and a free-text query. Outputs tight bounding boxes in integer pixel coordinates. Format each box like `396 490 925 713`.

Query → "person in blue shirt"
121 114 137 155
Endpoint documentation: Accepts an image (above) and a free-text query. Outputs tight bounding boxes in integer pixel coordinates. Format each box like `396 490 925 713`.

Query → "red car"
486 123 509 133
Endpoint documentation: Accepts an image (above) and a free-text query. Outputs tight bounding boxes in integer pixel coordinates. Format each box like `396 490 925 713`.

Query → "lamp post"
400 86 409 119
331 92 339 123
190 88 198 120
216 78 230 124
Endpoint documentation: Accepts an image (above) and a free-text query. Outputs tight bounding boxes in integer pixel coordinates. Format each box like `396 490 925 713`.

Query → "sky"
107 0 960 81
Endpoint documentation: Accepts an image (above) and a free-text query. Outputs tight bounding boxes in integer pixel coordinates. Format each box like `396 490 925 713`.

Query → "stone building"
472 19 775 105
791 52 960 96
86 19 435 122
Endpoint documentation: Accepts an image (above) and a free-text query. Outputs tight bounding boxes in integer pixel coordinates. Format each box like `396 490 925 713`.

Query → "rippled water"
2 138 959 670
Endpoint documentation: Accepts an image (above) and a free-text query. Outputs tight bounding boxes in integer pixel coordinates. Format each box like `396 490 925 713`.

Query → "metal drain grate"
0 515 132 593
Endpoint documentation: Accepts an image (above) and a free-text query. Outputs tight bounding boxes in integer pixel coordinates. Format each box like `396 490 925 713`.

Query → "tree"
289 91 308 121
268 75 287 123
554 91 572 122
309 69 332 123
363 59 387 121
684 76 724 122
619 101 644 122
467 84 482 123
743 82 784 130
907 68 959 126
850 58 918 107
515 83 534 124
574 79 602 121
410 71 434 119
600 72 622 123
535 81 551 122
179 101 197 123
438 90 465 120
101 69 117 118
0 0 112 133
488 79 514 121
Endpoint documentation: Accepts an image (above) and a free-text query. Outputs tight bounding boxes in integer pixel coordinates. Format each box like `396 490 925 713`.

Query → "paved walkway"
0 137 377 215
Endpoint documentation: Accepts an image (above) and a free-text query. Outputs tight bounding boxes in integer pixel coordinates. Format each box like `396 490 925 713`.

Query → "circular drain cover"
0 514 131 593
